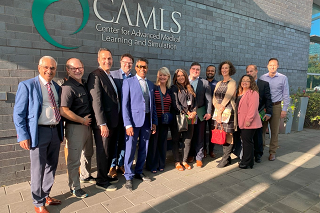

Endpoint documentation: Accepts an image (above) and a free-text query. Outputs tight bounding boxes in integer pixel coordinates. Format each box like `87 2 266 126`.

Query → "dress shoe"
203 149 207 158
96 182 117 191
45 196 61 205
187 156 194 163
134 173 151 182
34 206 49 213
80 176 96 184
109 167 117 178
239 163 253 169
196 160 203 167
118 165 125 174
209 151 216 158
269 154 276 161
255 157 261 163
107 176 119 184
125 180 133 191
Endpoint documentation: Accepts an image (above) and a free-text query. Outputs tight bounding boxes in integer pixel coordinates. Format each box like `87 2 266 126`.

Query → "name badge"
187 100 191 106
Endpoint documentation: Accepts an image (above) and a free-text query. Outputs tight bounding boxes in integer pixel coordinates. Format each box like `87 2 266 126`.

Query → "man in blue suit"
13 56 64 213
122 58 158 191
109 53 134 178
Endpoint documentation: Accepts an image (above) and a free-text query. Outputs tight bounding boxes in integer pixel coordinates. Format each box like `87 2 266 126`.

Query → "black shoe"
107 176 119 184
70 188 88 198
134 173 151 182
239 163 253 169
125 180 133 191
255 157 261 163
80 176 96 184
96 182 117 191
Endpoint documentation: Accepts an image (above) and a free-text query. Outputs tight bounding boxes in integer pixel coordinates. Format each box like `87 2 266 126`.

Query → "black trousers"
189 119 205 161
253 127 263 159
240 128 256 166
93 125 118 184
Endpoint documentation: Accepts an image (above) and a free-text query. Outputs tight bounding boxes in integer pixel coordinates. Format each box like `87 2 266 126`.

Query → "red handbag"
211 123 226 145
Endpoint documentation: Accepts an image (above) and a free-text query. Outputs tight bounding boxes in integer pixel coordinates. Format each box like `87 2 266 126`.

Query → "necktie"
45 83 61 122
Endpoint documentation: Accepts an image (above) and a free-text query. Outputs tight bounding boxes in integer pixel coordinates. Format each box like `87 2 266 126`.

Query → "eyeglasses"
68 67 84 72
40 65 56 71
136 65 148 69
121 61 133 65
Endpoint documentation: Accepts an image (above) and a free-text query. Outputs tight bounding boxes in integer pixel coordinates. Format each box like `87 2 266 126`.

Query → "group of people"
13 48 290 213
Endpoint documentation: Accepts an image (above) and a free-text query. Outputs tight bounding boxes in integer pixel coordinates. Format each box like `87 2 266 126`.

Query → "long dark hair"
237 75 259 96
172 69 196 97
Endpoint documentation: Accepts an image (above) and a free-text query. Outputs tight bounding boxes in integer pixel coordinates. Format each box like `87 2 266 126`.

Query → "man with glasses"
109 53 134 178
122 58 158 191
14 56 64 213
187 62 212 167
59 58 94 198
260 58 289 161
87 48 120 191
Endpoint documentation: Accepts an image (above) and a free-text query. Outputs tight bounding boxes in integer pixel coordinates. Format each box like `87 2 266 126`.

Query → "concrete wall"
0 0 313 185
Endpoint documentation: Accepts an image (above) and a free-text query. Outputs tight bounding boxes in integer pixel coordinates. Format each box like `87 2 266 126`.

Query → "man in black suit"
188 62 212 167
108 53 134 178
246 64 272 163
87 48 120 191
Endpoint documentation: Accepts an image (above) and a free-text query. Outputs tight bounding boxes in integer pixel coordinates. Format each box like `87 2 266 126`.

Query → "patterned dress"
213 81 235 133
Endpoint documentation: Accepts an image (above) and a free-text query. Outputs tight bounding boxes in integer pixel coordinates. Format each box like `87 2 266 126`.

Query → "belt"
38 124 57 128
272 101 281 106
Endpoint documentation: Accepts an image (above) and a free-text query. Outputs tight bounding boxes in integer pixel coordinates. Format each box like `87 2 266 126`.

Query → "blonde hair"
155 67 171 88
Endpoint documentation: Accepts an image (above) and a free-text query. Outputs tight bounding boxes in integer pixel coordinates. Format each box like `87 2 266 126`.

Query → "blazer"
237 90 262 129
257 79 272 116
194 77 212 114
13 76 63 148
122 76 158 128
87 68 121 128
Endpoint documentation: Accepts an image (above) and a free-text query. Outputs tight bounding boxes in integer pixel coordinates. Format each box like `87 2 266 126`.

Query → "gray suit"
190 77 212 161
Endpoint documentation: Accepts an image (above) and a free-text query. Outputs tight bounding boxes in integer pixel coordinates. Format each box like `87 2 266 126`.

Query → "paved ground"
1 128 320 213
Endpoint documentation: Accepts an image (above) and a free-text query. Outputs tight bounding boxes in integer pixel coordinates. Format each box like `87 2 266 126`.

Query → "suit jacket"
13 76 63 148
237 90 262 129
110 69 124 80
257 79 272 116
122 76 158 128
87 68 121 128
194 77 212 114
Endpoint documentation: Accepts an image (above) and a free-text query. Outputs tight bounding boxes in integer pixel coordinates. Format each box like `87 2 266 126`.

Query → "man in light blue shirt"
260 58 290 161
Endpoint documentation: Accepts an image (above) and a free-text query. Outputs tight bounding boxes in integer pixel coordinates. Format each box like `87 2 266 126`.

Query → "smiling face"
241 76 251 90
206 66 216 79
120 56 133 74
176 71 186 84
189 65 201 80
267 60 279 76
98 50 113 71
38 57 57 82
135 60 148 79
66 58 84 83
221 63 230 77
246 65 258 80
158 72 169 85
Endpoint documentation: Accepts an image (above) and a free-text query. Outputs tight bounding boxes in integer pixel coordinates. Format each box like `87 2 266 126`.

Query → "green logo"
32 0 89 49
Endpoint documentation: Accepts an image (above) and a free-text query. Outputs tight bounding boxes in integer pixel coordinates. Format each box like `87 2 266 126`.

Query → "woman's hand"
245 121 251 127
187 111 196 119
216 114 222 123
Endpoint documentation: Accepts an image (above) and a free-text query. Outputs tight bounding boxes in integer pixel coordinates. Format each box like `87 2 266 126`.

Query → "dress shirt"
121 68 132 79
189 77 199 92
38 74 59 125
259 72 290 111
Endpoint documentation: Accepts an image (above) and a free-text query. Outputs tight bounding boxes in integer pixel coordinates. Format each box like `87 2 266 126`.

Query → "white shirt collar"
136 75 147 81
38 74 52 85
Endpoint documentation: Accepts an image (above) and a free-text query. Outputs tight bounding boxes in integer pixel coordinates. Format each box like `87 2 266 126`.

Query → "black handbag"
176 113 188 132
159 87 173 124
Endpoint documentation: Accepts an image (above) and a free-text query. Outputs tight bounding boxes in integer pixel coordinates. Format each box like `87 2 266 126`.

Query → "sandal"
182 162 191 170
159 168 164 172
175 163 184 171
151 170 157 173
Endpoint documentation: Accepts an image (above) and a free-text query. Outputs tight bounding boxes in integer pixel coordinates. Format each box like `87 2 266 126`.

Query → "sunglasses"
136 65 148 69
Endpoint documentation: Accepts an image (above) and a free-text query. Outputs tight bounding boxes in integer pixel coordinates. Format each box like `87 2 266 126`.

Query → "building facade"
0 0 313 185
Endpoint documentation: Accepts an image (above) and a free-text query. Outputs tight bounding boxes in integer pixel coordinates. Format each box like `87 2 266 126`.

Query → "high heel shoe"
239 163 253 169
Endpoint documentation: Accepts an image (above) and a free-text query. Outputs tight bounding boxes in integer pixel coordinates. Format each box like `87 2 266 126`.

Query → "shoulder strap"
158 86 164 114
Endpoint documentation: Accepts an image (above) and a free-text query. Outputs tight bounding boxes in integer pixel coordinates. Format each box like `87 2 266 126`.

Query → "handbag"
176 113 188 132
159 87 173 124
211 123 226 145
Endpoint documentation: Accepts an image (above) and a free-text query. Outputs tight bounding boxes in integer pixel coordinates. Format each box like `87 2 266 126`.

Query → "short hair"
66 58 84 68
246 64 258 71
268 58 279 64
206 65 216 70
39 56 57 66
136 57 148 65
120 53 134 63
98 48 112 57
190 62 201 68
218 61 236 76
156 67 171 88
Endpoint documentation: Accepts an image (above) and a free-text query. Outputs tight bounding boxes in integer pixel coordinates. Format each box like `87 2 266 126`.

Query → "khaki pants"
66 123 93 190
262 104 281 154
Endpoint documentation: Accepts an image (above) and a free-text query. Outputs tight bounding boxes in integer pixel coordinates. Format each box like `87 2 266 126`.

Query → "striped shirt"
154 88 172 118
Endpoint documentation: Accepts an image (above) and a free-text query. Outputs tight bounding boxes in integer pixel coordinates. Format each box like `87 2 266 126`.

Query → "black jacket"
257 79 272 116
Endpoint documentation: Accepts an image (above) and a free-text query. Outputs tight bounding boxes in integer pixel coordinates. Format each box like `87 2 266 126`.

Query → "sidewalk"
1 128 320 213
